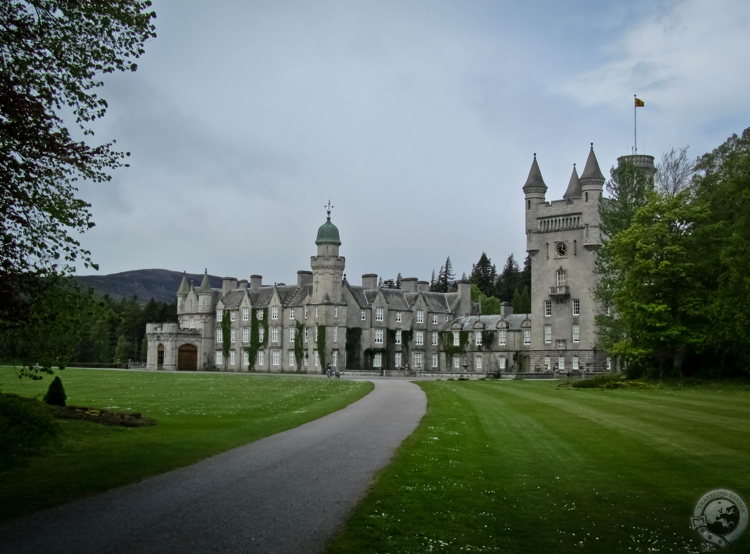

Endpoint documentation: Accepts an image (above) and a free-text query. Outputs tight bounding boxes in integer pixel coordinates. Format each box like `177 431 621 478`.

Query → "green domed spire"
316 200 341 245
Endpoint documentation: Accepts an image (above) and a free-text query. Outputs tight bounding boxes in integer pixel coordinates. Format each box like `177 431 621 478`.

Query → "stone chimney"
500 302 514 317
250 275 262 290
222 277 238 295
238 279 248 290
298 270 313 287
401 277 418 293
456 281 472 317
362 274 378 289
417 281 429 292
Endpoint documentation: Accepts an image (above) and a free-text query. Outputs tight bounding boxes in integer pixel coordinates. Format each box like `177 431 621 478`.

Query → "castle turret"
579 144 605 204
310 205 345 305
523 154 547 253
197 269 214 313
563 164 581 199
177 272 189 296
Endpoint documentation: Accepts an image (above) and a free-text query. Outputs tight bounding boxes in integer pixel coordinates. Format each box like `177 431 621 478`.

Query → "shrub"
43 376 67 406
0 393 60 461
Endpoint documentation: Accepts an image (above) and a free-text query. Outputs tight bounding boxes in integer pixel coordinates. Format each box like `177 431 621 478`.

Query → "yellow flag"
635 97 645 107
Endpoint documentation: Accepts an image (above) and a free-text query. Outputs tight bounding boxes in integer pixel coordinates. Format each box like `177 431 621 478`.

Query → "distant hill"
75 269 223 304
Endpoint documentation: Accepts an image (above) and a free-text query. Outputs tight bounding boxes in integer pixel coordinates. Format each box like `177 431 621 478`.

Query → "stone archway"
178 344 198 371
157 343 165 370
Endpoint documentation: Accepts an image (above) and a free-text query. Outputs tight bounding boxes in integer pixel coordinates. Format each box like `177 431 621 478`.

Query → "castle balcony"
549 286 570 298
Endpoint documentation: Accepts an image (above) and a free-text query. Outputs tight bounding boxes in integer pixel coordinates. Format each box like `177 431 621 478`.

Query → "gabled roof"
403 292 418 307
247 287 276 307
220 289 245 309
381 288 409 310
563 164 582 198
285 285 311 307
345 284 370 308
522 154 547 193
364 290 379 304
198 270 213 293
580 144 606 182
421 292 452 313
177 273 189 295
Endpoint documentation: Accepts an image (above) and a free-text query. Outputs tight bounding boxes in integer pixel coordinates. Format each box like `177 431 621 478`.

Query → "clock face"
556 242 568 257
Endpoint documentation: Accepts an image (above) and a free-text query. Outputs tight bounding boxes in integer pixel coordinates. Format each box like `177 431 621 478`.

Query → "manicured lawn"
327 379 750 554
0 367 372 523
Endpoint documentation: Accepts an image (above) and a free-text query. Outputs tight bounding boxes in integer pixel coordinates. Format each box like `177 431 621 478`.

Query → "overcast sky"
75 0 750 286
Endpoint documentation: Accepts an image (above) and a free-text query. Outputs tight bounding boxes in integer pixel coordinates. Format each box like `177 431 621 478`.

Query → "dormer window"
396 311 402 323
376 307 384 321
416 310 424 324
216 309 222 322
271 306 279 320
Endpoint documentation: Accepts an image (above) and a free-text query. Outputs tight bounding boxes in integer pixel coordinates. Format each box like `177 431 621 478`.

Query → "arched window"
157 343 165 369
556 269 567 287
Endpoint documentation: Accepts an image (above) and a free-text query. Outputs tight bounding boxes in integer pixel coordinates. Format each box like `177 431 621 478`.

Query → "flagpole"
634 94 637 154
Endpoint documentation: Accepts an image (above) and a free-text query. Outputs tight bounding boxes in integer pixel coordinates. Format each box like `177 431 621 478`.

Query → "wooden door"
178 344 198 371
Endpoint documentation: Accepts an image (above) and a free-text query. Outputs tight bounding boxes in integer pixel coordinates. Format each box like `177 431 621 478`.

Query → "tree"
655 146 695 197
470 284 501 315
496 254 520 303
469 252 496 297
395 273 402 289
0 1 157 325
512 286 531 314
429 270 436 291
43 376 67 406
381 278 396 289
113 334 132 364
434 256 455 293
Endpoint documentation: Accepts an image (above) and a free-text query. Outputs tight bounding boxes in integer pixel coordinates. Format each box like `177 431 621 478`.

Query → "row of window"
216 326 341 344
544 355 582 370
544 299 581 317
217 306 451 325
451 330 526 346
215 349 337 368
543 324 580 344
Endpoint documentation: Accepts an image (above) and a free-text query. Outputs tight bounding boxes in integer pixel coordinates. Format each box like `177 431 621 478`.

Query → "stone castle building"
146 146 646 374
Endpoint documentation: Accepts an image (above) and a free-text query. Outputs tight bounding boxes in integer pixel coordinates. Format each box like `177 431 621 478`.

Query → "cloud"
561 0 750 120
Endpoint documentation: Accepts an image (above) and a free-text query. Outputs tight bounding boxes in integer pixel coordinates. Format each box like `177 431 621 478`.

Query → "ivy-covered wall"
244 308 268 372
345 327 362 369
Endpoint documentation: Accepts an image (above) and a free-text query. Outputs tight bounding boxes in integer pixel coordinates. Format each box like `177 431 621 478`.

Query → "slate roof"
580 145 606 182
220 289 246 309
563 165 582 199
364 290 379 304
381 288 410 310
247 286 276 307
522 154 547 192
345 284 370 308
422 292 452 313
285 284 311 307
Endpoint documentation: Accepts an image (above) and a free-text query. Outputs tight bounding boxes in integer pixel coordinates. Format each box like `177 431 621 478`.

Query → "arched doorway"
178 344 198 371
157 343 165 370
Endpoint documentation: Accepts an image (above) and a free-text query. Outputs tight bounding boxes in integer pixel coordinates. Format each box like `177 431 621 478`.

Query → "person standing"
326 362 332 378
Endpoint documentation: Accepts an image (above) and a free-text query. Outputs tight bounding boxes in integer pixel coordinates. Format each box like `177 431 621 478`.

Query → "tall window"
499 357 506 370
216 309 222 322
271 306 279 319
271 326 279 343
413 352 423 368
305 306 308 319
361 310 366 321
475 332 482 346
453 331 460 346
334 306 338 318
498 330 506 346
572 324 580 343
189 317 194 329
216 329 222 343
230 311 236 322
333 326 338 342
304 327 309 343
556 269 567 287
476 355 482 370
544 300 552 317
216 351 222 365
373 353 382 368
523 329 531 345
432 353 438 368
332 351 337 367
290 308 295 319
396 311 402 323
259 327 265 342
432 315 438 325
572 355 579 370
230 329 236 343
607 357 612 371
258 350 265 366
572 299 580 316
289 351 295 366
257 309 263 320
416 310 424 323
242 307 249 321
544 356 550 370
315 306 319 318
243 328 249 343
374 329 384 344
230 350 236 365
243 350 249 365
395 352 402 367
290 327 296 342
453 355 460 369
313 350 317 367
559 357 565 370
432 332 438 346
376 307 384 321
395 330 402 345
272 350 280 366
415 331 424 345
544 325 552 344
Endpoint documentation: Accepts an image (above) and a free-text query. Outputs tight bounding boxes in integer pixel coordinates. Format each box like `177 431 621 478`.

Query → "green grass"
0 367 372 523
327 379 750 554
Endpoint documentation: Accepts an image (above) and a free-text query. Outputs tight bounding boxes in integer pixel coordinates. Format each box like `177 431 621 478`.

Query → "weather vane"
325 200 334 220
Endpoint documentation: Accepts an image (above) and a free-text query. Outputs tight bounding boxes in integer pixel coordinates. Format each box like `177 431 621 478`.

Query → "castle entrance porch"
178 344 198 371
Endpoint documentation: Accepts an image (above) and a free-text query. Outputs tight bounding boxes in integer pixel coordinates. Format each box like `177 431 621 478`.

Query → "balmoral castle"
146 146 653 374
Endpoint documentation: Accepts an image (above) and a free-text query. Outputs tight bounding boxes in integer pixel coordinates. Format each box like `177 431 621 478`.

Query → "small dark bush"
43 376 67 406
0 393 60 461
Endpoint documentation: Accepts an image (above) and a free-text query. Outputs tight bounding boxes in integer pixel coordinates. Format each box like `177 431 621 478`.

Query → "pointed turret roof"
580 144 605 182
177 272 189 295
198 269 213 293
522 154 547 192
563 164 582 198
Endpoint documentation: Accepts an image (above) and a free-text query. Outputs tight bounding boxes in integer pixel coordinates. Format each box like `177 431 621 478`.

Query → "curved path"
0 379 426 554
